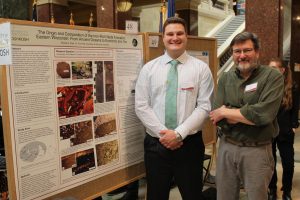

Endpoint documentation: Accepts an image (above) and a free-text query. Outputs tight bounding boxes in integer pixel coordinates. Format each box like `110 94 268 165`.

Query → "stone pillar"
37 0 68 24
96 0 116 28
96 0 132 30
246 0 284 65
176 0 200 36
0 0 29 20
290 0 300 87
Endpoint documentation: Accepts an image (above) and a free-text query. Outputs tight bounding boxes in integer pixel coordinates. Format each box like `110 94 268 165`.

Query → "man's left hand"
210 105 227 125
159 130 183 150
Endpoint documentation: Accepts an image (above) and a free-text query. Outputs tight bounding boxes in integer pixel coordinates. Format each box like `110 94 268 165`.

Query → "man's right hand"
159 130 183 150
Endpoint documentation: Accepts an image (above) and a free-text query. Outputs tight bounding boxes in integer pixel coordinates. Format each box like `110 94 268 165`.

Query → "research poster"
188 50 210 66
3 23 144 200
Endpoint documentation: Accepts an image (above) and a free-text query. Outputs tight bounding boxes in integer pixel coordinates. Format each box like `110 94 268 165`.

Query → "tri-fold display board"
0 19 217 200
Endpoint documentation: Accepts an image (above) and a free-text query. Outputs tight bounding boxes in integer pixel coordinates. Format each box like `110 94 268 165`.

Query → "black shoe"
268 189 277 200
282 192 292 200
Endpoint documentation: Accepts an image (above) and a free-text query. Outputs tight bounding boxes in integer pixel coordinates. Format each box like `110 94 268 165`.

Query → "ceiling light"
116 0 132 12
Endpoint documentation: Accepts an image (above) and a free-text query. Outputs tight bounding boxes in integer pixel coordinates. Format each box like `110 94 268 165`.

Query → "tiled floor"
103 127 300 200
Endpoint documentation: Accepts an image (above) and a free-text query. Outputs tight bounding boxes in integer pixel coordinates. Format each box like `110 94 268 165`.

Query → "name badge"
180 82 194 91
245 82 257 92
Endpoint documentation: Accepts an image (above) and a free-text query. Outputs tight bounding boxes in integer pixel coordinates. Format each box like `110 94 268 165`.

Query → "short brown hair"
162 17 187 34
230 31 260 50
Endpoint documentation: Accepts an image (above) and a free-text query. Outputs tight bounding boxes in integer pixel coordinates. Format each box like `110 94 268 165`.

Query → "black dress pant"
269 130 295 193
144 132 205 200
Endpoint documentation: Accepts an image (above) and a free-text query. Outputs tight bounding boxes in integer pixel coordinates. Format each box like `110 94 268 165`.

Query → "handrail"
217 21 245 57
217 56 234 80
205 15 235 37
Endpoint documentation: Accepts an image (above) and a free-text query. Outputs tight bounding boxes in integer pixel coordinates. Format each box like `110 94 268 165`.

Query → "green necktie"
165 60 179 130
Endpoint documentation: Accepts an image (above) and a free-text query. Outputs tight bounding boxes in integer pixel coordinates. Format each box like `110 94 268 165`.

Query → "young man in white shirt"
135 17 214 200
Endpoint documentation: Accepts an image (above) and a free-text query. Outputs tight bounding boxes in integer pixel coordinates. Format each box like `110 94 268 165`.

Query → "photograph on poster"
59 120 93 147
56 61 71 79
95 61 104 103
93 113 117 138
71 61 93 79
61 148 96 175
20 141 47 162
104 61 115 102
57 85 94 118
72 148 95 175
60 124 74 140
96 140 119 166
61 154 76 170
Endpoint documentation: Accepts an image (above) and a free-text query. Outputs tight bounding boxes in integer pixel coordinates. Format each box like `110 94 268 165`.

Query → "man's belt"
219 133 271 147
223 136 271 147
217 127 271 147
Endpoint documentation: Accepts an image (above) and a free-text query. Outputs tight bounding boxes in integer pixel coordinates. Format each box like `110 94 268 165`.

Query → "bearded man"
210 32 284 200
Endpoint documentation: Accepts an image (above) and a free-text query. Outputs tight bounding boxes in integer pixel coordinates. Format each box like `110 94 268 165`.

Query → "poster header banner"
11 24 143 49
0 22 12 65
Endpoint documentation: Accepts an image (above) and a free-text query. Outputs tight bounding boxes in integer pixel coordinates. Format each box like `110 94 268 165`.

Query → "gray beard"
237 60 259 74
237 64 255 74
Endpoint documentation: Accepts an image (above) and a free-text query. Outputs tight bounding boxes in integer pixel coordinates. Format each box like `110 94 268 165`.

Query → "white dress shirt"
135 51 214 139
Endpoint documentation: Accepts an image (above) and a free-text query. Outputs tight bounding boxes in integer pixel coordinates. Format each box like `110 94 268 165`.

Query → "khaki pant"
216 138 274 200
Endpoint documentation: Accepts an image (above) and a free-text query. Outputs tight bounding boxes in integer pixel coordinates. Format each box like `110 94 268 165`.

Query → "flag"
32 0 37 21
167 0 175 18
159 1 167 32
159 11 163 32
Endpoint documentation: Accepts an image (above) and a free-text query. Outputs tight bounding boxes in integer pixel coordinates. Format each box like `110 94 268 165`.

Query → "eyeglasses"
232 48 254 56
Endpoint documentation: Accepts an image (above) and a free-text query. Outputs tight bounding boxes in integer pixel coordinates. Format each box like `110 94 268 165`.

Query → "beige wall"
198 16 220 36
132 1 233 36
132 4 161 33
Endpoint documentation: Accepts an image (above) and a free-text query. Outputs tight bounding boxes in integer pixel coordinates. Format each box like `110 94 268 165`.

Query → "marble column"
290 0 300 87
37 0 68 24
96 0 116 29
0 0 29 20
176 0 200 36
96 0 132 30
246 0 283 65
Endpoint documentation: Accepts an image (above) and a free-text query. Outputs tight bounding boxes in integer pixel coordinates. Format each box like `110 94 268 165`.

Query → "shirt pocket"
243 89 260 105
179 82 197 100
180 81 196 91
179 82 197 114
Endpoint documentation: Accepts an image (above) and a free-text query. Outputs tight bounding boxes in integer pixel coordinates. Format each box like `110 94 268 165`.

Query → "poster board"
144 33 218 145
0 19 145 200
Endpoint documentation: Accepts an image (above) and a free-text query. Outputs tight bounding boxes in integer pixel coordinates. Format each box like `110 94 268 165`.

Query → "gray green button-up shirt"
214 65 284 143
